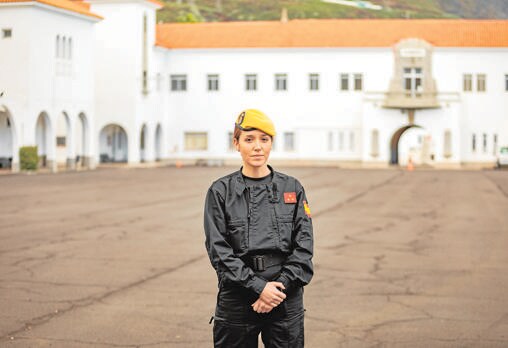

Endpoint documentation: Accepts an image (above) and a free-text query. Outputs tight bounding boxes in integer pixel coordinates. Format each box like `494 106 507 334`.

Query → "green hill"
156 0 508 23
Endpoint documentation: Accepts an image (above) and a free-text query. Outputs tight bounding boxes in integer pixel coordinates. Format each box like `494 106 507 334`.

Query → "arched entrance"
0 106 14 169
99 124 128 163
36 112 53 168
390 125 433 166
155 123 162 161
76 113 90 168
56 111 72 168
140 124 147 162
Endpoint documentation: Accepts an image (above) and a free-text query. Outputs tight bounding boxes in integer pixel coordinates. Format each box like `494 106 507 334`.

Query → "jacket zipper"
247 187 251 250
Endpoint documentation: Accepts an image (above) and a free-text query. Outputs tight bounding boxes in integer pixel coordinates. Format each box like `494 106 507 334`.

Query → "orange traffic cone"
175 160 184 168
407 157 414 171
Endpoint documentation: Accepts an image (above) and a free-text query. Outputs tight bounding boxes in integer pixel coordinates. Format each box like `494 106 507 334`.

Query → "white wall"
434 48 508 163
0 5 97 169
91 0 163 164
163 47 392 161
164 45 508 165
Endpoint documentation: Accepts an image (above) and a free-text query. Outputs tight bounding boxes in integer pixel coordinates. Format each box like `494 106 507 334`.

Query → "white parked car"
497 146 508 168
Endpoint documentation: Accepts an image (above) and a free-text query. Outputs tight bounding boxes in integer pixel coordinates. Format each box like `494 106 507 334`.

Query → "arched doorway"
0 106 14 169
56 111 72 168
76 113 90 168
36 112 53 168
140 124 147 162
390 125 433 166
99 124 128 163
155 124 162 161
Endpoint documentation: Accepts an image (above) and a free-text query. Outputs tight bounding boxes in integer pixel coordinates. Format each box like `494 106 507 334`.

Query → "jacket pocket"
227 219 247 253
276 214 293 252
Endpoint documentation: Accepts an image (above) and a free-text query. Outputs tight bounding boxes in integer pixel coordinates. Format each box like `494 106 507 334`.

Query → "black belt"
243 253 286 272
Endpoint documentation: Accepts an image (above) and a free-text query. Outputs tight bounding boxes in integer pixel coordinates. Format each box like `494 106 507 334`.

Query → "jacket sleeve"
204 187 267 295
276 181 314 292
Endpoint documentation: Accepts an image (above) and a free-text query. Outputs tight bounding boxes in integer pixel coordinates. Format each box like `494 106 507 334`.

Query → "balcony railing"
383 91 440 109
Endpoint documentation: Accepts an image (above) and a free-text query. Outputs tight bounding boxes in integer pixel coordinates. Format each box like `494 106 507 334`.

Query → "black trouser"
213 283 305 348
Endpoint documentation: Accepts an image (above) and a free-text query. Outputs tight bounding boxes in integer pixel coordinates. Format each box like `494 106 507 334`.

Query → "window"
443 130 452 158
140 130 145 150
143 71 148 92
472 134 476 152
340 74 349 91
483 133 487 153
56 136 66 147
245 74 257 91
309 74 319 91
327 132 333 151
171 75 187 91
207 74 219 91
56 35 60 58
68 37 72 60
275 74 287 91
463 74 472 91
62 36 67 60
371 129 379 157
493 134 498 155
338 131 344 151
349 131 355 151
2 28 12 38
354 74 363 91
403 67 423 97
156 73 162 91
228 132 235 151
284 132 295 151
477 74 486 92
184 132 208 151
142 15 148 94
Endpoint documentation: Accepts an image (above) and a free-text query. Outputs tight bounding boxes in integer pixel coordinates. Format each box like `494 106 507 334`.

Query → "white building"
0 0 100 171
1 1 507 172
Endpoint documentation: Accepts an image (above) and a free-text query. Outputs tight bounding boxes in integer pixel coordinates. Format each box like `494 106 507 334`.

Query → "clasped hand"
251 281 286 313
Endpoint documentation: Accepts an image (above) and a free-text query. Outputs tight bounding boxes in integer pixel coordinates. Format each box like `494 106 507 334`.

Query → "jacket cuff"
248 276 267 295
275 274 291 293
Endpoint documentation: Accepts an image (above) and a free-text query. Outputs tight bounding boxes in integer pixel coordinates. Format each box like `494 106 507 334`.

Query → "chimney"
280 7 288 23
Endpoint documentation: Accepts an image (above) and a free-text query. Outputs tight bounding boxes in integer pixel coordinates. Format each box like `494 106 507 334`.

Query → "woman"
204 109 314 347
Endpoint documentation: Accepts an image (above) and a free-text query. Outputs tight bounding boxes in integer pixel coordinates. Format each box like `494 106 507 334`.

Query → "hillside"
156 0 508 23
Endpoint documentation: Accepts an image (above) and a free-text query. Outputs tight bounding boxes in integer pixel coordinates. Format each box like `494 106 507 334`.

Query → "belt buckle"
253 256 266 271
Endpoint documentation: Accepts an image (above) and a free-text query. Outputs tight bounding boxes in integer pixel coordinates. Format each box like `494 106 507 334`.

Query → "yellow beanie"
235 109 276 136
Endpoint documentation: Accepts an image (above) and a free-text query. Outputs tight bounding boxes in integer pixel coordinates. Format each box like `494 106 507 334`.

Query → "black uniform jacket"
204 166 314 296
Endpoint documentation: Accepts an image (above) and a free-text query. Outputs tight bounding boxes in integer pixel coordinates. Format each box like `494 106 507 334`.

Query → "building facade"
1 1 507 171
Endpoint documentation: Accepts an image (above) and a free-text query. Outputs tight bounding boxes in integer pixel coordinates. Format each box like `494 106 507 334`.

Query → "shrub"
19 146 38 171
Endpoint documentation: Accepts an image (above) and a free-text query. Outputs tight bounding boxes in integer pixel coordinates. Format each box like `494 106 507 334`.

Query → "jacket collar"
233 165 279 196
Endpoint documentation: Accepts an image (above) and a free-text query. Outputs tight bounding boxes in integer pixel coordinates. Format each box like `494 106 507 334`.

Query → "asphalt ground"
1 166 508 347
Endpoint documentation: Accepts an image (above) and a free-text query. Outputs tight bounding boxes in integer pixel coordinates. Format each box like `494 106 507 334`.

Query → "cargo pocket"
227 219 247 253
276 214 293 252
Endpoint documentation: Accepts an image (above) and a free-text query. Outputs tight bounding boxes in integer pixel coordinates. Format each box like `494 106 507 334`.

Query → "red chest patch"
284 192 297 204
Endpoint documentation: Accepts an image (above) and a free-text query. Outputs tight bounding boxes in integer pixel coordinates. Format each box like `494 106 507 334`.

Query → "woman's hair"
232 126 274 142
233 125 242 141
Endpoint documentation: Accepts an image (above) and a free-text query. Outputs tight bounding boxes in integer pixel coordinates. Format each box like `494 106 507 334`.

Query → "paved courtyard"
1 166 508 347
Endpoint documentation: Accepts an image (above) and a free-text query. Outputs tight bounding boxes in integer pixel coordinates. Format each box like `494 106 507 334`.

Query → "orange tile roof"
69 0 91 11
156 19 508 49
146 0 163 7
0 0 102 19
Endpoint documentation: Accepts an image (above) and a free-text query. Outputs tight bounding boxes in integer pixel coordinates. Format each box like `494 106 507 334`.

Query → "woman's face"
234 129 272 169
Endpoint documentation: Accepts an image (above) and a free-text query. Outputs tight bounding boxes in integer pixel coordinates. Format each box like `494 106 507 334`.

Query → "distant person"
204 109 314 347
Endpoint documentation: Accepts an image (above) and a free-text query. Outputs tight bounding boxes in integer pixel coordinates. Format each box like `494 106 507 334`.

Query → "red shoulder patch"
284 192 297 204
